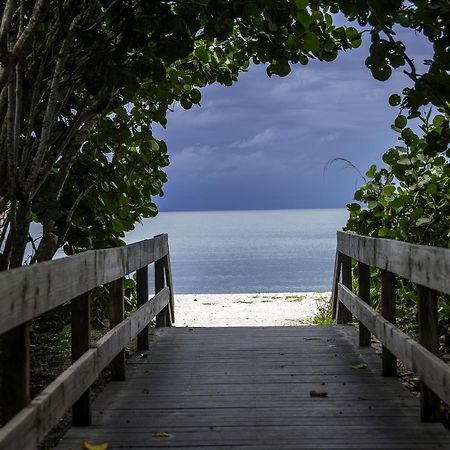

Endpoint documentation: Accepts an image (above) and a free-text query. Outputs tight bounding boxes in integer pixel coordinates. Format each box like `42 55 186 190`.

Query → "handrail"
337 231 450 295
0 234 174 450
333 231 450 422
0 234 169 335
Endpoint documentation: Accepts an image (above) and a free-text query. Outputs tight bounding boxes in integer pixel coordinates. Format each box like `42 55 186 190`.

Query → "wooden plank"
337 231 450 295
56 326 450 450
417 285 440 422
109 278 125 381
0 235 169 335
381 270 397 376
136 265 149 350
71 292 91 426
338 284 450 407
336 253 352 324
1 323 30 422
0 288 170 450
357 261 371 346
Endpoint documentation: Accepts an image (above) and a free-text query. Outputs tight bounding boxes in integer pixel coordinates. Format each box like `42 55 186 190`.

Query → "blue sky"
153 26 431 212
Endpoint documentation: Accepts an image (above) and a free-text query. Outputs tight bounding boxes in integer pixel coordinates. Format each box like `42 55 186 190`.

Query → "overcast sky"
153 26 431 212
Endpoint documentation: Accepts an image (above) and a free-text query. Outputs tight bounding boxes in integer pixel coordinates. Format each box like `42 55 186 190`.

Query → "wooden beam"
109 277 125 381
338 284 450 409
0 288 170 450
0 235 169 335
336 254 352 324
136 265 149 350
357 261 371 347
337 231 450 295
381 270 397 376
417 285 440 422
71 292 91 426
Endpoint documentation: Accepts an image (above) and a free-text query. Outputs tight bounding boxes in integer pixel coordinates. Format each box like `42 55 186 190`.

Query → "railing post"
358 262 371 346
331 250 341 318
381 269 397 376
417 285 440 422
336 254 352 324
136 265 149 350
110 277 126 381
71 291 91 425
1 323 30 422
164 254 175 324
155 258 170 327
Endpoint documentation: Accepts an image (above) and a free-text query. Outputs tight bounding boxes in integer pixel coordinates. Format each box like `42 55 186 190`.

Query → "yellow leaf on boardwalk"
81 439 109 450
152 431 171 438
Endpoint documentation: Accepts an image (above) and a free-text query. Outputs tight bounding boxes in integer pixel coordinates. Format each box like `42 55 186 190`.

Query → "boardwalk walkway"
57 325 450 449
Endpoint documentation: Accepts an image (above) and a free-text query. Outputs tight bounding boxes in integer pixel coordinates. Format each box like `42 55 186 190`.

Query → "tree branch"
0 0 16 47
24 13 81 197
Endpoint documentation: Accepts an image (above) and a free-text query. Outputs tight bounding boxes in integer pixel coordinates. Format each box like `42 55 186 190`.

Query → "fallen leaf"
309 390 327 397
350 363 368 369
152 432 171 438
81 440 109 450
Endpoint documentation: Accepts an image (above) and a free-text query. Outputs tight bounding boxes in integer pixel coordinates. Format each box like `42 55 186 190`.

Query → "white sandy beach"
173 292 331 327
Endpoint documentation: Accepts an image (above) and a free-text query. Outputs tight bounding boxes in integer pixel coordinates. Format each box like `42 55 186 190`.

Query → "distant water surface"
126 209 348 294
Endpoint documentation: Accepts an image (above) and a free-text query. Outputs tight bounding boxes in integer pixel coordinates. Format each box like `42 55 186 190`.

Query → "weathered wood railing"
332 231 450 422
0 234 174 450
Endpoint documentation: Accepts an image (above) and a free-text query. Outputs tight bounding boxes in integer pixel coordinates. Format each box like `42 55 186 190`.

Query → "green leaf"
366 164 377 178
273 59 291 77
432 115 445 127
180 95 192 110
287 34 298 50
296 10 311 29
194 46 211 64
347 203 361 213
302 32 320 52
382 184 395 196
416 217 432 226
295 0 309 9
371 64 392 81
190 89 201 104
394 115 407 129
111 219 124 233
378 227 390 237
389 94 401 106
350 363 367 369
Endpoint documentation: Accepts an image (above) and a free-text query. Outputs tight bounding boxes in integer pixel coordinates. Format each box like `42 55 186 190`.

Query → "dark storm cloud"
153 27 432 211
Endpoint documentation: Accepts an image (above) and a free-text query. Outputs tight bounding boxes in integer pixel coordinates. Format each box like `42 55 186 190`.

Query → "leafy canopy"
0 0 449 269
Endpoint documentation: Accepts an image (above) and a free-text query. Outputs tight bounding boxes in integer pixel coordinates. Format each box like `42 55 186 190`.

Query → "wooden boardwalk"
57 325 450 449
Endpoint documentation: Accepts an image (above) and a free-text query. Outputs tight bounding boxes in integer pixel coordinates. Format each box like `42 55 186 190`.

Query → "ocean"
125 208 348 294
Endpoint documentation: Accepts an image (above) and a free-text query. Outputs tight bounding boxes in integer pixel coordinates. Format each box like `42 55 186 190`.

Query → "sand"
173 292 331 327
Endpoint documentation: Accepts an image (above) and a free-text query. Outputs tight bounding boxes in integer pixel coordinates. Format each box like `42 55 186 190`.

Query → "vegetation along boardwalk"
57 326 450 450
1 232 450 449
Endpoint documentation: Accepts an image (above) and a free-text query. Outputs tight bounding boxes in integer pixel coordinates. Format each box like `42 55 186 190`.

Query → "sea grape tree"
0 0 360 269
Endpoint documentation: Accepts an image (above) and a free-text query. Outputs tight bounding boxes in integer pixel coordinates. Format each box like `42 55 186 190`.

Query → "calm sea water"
125 209 348 294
